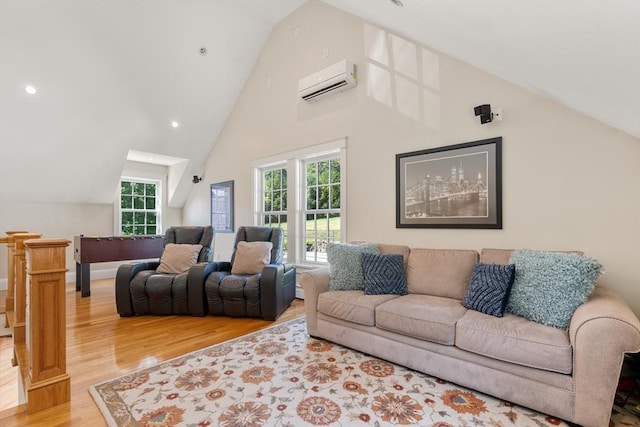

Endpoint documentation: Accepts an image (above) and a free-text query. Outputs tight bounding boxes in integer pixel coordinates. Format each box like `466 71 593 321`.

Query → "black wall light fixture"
474 104 493 124
192 175 202 184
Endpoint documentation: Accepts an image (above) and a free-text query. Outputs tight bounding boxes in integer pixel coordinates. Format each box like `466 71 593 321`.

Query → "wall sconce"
192 175 202 184
474 104 502 124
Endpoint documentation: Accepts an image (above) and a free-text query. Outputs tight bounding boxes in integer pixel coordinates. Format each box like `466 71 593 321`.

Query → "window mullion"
119 178 160 236
252 138 345 266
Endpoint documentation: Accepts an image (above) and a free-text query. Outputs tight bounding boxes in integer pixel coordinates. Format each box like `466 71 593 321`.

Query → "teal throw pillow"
506 249 603 330
361 253 408 295
462 263 515 317
327 242 379 291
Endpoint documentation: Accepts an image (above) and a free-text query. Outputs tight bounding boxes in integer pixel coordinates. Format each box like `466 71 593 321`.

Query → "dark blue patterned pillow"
462 263 516 317
361 253 408 296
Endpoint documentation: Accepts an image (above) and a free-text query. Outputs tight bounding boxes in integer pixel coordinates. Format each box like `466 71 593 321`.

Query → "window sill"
293 263 327 273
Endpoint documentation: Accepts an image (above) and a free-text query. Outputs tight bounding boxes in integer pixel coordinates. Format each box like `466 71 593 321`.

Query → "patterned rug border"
88 316 639 427
89 317 307 427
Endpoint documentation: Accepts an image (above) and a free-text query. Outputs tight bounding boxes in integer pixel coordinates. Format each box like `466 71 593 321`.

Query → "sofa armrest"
115 261 159 316
260 263 296 321
187 262 219 316
300 266 330 336
569 284 640 427
213 261 232 272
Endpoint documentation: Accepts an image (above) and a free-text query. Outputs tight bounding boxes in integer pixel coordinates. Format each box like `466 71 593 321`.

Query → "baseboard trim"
0 268 118 291
65 268 118 284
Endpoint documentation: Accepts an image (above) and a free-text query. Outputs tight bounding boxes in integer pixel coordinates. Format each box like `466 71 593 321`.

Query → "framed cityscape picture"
396 137 502 229
211 180 234 233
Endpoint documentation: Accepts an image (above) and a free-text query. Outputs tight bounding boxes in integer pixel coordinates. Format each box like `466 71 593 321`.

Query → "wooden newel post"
22 238 71 413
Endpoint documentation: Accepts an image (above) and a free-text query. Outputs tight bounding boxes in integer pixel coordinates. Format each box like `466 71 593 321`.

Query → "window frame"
301 154 342 263
117 176 163 236
252 138 346 267
258 165 289 259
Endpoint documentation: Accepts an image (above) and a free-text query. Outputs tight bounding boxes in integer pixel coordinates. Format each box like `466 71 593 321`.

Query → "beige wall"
0 200 115 281
0 162 182 282
184 1 640 315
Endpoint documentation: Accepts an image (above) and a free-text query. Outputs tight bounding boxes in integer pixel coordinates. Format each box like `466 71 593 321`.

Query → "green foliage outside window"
120 179 159 236
306 159 340 212
263 168 288 253
304 159 341 261
259 157 341 262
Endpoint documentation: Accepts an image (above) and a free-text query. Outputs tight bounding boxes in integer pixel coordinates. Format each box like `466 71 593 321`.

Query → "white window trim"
252 137 346 268
114 174 164 236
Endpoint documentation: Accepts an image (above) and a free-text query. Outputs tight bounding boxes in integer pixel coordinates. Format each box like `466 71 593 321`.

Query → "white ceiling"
1 0 638 206
325 0 640 137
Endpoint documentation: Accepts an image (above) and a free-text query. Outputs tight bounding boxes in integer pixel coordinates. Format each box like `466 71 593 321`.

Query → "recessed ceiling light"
24 85 37 95
171 121 180 128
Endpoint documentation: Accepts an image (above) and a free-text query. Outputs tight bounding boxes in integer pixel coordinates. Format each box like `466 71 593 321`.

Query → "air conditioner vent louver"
298 59 357 102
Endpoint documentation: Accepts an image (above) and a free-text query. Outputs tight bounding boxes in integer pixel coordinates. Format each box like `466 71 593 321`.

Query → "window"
211 180 234 233
260 167 288 256
304 157 341 262
253 138 346 265
119 179 161 235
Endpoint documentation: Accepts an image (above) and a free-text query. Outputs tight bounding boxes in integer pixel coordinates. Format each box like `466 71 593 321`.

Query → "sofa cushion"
327 242 379 291
375 294 468 345
317 290 399 327
406 249 478 299
456 310 573 374
462 263 515 317
362 253 408 296
156 243 202 274
480 248 584 265
479 248 514 265
506 249 603 330
377 243 411 269
231 241 272 275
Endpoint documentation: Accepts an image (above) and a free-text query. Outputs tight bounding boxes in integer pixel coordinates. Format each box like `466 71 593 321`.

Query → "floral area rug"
90 317 638 427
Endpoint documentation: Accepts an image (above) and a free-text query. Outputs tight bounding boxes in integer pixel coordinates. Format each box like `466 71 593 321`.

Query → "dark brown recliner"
203 226 296 321
115 226 215 316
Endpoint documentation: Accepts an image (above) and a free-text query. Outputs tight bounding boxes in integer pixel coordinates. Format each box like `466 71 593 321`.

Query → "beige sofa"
300 244 640 427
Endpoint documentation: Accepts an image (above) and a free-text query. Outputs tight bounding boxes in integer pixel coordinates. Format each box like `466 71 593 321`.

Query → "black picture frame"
396 137 502 229
211 180 234 233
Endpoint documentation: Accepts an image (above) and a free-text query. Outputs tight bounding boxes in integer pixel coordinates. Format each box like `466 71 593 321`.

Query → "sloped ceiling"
1 0 638 206
324 0 640 138
0 0 306 206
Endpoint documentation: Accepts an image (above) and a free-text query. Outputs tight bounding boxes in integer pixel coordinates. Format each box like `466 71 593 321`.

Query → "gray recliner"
115 226 215 316
203 226 296 321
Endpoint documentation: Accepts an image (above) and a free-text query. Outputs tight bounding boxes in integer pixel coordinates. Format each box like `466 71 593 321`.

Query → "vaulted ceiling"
1 0 638 206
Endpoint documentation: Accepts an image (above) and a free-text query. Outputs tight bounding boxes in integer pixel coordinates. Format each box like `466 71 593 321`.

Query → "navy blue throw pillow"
462 263 516 317
361 253 408 296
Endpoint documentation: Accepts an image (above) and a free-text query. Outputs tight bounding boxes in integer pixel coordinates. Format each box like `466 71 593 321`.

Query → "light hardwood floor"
0 279 305 426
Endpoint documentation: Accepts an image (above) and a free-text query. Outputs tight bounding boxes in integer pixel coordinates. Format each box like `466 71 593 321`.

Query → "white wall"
183 1 640 315
0 162 182 285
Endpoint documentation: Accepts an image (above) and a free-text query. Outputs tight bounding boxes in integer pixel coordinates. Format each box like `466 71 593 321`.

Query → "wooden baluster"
2 230 28 328
1 235 8 327
21 238 71 413
11 233 42 348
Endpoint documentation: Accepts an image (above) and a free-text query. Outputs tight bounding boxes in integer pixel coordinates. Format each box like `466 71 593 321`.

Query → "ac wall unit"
298 59 357 102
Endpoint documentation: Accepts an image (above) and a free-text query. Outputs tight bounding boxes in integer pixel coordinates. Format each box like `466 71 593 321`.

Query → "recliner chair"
203 226 296 320
115 226 215 316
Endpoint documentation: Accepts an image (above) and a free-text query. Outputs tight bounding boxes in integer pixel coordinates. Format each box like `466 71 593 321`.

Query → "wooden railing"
1 231 71 414
1 230 28 329
12 233 42 346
